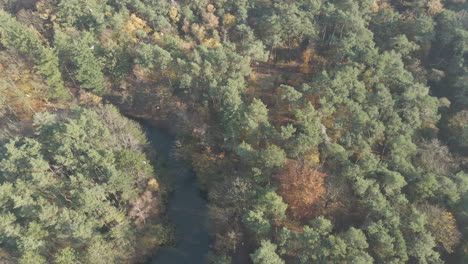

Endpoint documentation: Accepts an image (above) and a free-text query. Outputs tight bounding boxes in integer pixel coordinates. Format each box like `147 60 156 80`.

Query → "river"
142 122 212 264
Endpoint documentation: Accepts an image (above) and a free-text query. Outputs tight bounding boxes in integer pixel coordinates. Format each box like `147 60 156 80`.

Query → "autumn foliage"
423 205 462 253
277 161 326 219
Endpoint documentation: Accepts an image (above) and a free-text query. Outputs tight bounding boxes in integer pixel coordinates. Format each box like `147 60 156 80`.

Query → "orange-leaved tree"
277 160 326 219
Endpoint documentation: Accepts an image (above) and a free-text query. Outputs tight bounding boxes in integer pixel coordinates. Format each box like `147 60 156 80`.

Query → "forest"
0 0 467 263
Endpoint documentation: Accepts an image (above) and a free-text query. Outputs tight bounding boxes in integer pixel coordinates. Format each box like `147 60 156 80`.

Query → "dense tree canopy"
0 0 466 263
0 106 169 263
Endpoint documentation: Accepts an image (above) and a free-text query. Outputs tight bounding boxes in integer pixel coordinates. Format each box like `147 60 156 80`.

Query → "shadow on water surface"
139 121 211 264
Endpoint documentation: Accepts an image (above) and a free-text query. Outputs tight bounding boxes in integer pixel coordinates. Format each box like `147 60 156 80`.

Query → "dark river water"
142 123 211 264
